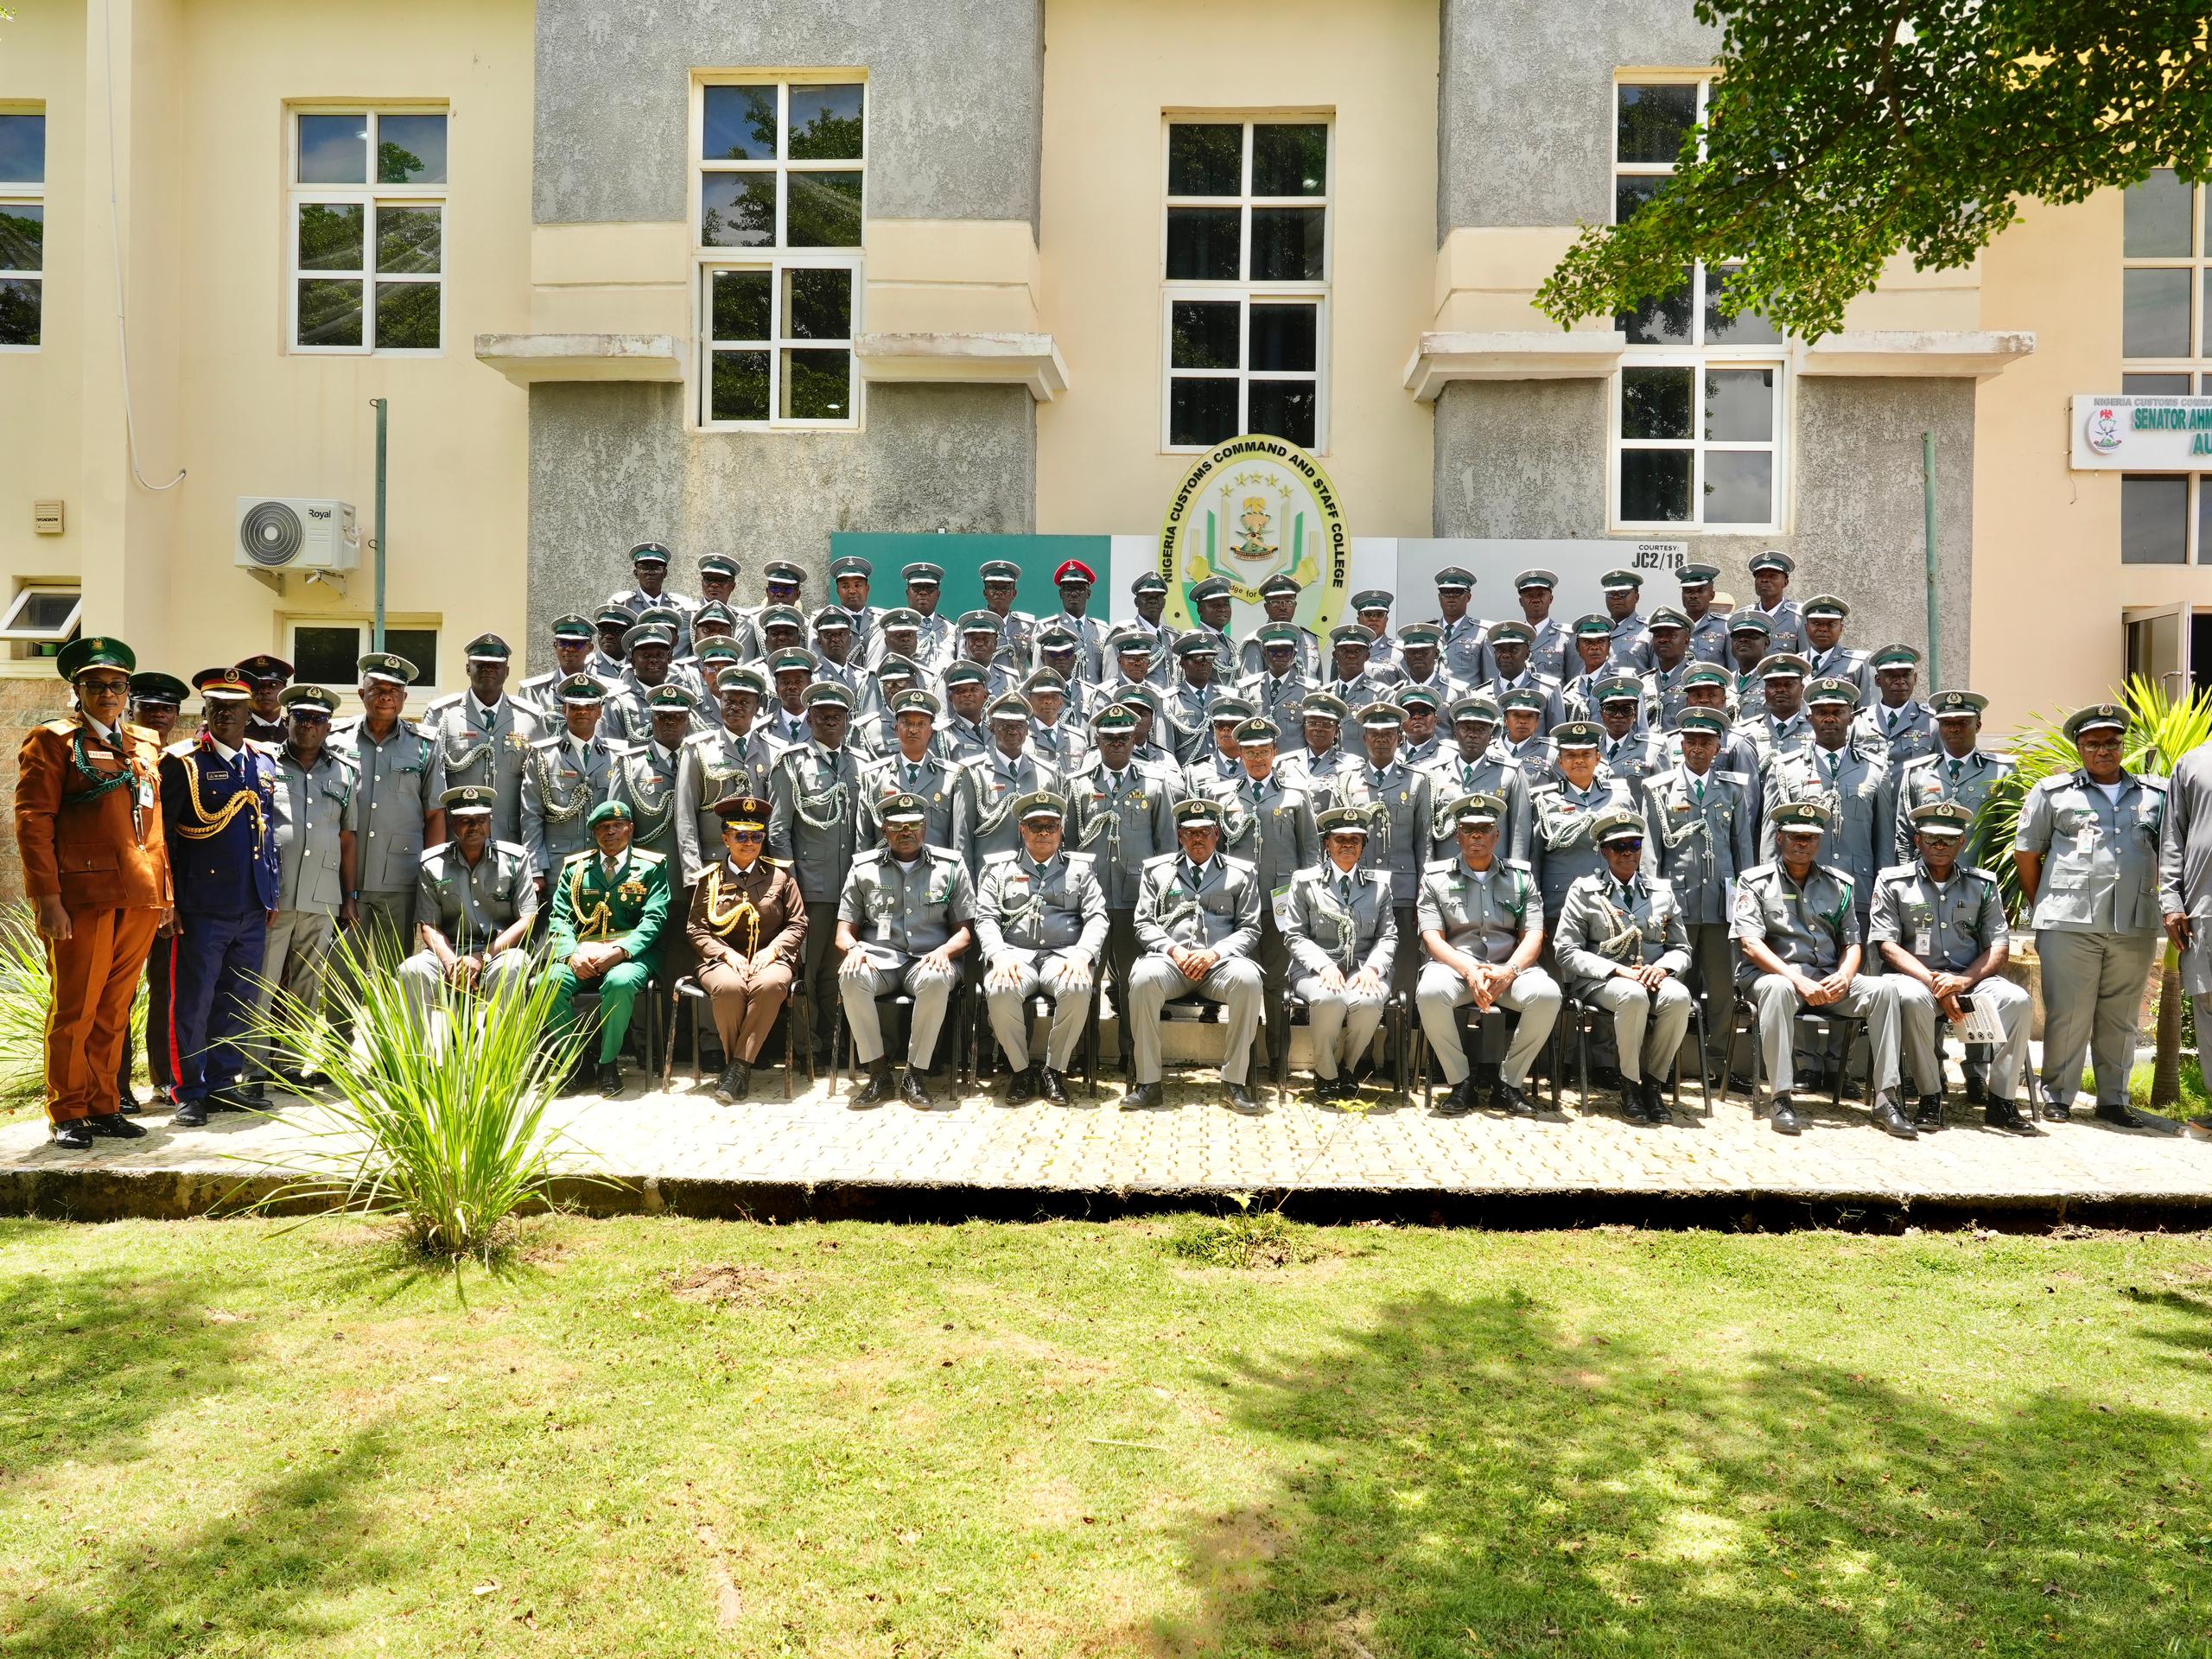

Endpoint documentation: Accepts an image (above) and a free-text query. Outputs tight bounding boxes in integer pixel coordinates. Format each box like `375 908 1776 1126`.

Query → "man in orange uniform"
13 637 172 1149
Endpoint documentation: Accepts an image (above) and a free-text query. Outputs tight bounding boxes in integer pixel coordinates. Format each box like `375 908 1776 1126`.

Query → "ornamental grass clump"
243 935 591 1259
0 903 146 1105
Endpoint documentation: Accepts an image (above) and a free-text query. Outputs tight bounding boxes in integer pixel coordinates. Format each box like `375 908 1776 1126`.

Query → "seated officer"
1415 792 1560 1118
1124 797 1265 1115
836 791 976 1109
686 792 807 1103
1285 806 1397 1104
1872 801 2037 1135
539 798 670 1096
1554 807 1694 1126
974 791 1108 1105
398 785 538 1030
1733 800 1906 1138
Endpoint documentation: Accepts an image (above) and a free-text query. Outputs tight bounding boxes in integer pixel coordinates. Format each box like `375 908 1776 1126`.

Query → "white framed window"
288 107 448 354
289 620 441 693
694 78 864 430
0 583 81 658
1162 118 1330 452
2120 169 2212 563
0 108 45 351
1609 78 1785 532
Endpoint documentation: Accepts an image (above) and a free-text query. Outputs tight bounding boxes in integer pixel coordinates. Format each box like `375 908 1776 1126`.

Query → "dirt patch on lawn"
664 1264 810 1307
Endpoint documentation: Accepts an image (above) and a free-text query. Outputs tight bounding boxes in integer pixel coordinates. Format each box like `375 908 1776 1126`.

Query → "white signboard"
2070 395 2212 472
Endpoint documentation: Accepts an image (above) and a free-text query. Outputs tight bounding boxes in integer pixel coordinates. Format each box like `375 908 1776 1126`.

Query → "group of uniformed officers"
13 540 2187 1147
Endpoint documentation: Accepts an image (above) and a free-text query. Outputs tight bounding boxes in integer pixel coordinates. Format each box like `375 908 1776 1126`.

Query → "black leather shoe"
1985 1099 2038 1135
1911 1094 1945 1130
82 1112 148 1140
1434 1080 1475 1117
51 1121 94 1150
1769 1094 1802 1136
596 1060 623 1097
1641 1078 1675 1126
1122 1082 1166 1110
2042 1101 2073 1122
1872 1096 1919 1139
171 1100 209 1128
900 1068 934 1109
1964 1073 1987 1104
853 1060 894 1108
1004 1067 1039 1104
203 1090 251 1114
1312 1080 1339 1109
713 1061 749 1103
118 1089 142 1116
2095 1100 2152 1130
1494 1081 1538 1117
1040 1068 1071 1106
1619 1084 1653 1124
1224 1082 1262 1116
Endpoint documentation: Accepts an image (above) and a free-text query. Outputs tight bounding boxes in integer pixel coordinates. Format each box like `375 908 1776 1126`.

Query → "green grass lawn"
2 1217 2209 1658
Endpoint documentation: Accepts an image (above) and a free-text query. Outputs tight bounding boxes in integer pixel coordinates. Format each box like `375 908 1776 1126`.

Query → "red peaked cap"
1053 560 1096 586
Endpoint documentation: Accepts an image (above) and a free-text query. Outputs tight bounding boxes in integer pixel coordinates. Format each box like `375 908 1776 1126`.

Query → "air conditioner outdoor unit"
234 497 360 573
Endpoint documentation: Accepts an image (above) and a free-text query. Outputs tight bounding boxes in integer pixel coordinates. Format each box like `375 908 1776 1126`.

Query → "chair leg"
1574 1006 1590 1115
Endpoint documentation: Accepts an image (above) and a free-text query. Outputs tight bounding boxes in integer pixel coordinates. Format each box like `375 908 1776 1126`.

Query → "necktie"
906 762 921 787
1693 776 1706 804
1948 759 1962 783
1824 751 1840 785
1338 874 1354 906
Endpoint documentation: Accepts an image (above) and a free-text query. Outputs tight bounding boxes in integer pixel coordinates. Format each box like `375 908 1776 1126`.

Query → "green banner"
828 533 1112 620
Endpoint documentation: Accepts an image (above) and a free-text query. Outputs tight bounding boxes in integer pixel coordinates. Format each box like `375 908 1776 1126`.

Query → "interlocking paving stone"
3 1066 2210 1211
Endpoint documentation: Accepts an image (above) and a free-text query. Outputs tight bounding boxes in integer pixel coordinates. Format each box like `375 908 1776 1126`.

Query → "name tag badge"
1913 928 1933 958
137 779 155 808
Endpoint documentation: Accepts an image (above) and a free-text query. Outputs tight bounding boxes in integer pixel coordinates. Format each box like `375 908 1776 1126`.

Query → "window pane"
374 282 439 350
710 349 770 422
2125 168 2193 257
377 114 448 184
1166 207 1240 280
1621 366 1693 440
1618 83 1698 165
1252 124 1326 196
1706 266 1783 345
1620 450 1692 521
0 115 43 183
786 171 862 247
294 626 363 686
1703 367 1773 442
298 202 365 270
703 86 779 161
375 206 442 274
16 593 77 630
1619 271 1694 345
1614 175 1663 226
787 85 863 161
1704 451 1773 524
298 114 368 184
1170 377 1238 447
1249 302 1317 372
2124 268 2192 358
711 269 772 340
2123 372 2192 395
785 267 852 340
1249 380 1317 448
297 279 364 346
782 347 851 420
701 174 777 248
385 630 438 684
1250 207 1324 281
0 277 38 347
1171 300 1239 370
1167 124 1242 196
0 204 41 273
2122 474 2189 564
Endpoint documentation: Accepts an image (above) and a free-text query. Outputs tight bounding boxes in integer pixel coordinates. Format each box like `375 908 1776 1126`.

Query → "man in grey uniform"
836 790 974 1109
1555 806 1694 1125
1421 695 1531 864
1762 677 1894 925
831 553 887 665
1599 569 1655 672
607 683 690 864
1510 569 1573 682
1415 791 1560 1117
1873 800 2037 1134
2161 728 2212 1132
521 674 618 896
515 613 605 722
1240 573 1321 680
1066 704 1178 1069
1332 702 1431 987
1733 801 1907 1137
1640 607 1697 731
1641 708 1756 1077
974 790 1107 1105
1484 621 1566 732
1214 715 1319 986
1801 595 1875 702
1239 623 1317 732
859 690 970 857
397 785 538 1027
1854 645 1939 766
1123 797 1266 1114
1431 565 1494 685
673 664 777 890
333 652 442 956
962 692 1062 869
607 541 697 658
421 632 540 846
2015 703 2168 1127
769 682 865 1065
1286 805 1396 1103
1185 696 1255 798
1741 550 1806 656
1675 563 1732 664
253 683 356 1089
980 559 1037 677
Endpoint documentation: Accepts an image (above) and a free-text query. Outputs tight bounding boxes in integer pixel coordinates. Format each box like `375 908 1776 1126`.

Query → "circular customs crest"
1158 433 1351 635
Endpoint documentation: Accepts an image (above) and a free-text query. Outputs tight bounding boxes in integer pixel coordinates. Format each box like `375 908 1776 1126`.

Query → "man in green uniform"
540 798 669 1096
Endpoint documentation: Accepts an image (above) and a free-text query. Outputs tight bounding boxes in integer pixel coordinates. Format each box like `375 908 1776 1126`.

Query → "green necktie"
1948 759 1962 783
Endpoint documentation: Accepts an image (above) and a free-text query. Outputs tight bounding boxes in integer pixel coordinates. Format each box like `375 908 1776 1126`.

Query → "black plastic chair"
1726 989 1872 1114
1560 983 1713 1118
663 976 813 1097
565 974 660 1078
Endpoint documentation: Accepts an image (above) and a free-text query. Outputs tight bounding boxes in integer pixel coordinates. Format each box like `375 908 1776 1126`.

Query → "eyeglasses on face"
727 829 766 843
79 678 131 696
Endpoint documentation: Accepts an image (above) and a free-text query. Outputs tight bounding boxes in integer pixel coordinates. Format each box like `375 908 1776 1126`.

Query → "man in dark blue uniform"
161 670 282 1127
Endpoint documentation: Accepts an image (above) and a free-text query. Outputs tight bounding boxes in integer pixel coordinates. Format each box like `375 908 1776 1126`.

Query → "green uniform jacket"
548 846 671 969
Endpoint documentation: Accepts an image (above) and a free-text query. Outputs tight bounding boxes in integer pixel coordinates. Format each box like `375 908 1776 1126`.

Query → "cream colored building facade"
0 0 2196 731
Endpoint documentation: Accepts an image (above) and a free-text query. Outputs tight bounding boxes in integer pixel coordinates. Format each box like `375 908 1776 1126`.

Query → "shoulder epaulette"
1141 851 1179 869
1711 769 1749 785
121 721 159 744
1424 857 1459 874
981 849 1020 867
764 855 792 868
162 738 196 758
495 839 529 860
1740 862 1777 882
629 848 666 865
1504 857 1534 873
1222 854 1256 875
559 849 594 868
420 842 452 861
423 692 462 714
1062 850 1096 869
531 733 565 750
1896 752 1937 772
38 715 78 736
925 844 963 862
1875 861 1917 884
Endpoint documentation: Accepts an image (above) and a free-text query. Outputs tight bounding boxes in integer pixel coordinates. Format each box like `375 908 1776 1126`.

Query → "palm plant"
1984 676 2212 1110
242 932 593 1260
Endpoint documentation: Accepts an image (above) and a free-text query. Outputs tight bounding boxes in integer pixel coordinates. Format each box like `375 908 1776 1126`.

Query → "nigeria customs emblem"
1158 433 1351 637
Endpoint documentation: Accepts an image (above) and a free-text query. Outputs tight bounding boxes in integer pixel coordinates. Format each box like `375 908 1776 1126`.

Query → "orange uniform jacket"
15 715 172 911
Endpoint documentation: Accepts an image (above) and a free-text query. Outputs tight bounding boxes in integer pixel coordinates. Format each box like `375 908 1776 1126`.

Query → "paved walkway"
4 1061 2209 1218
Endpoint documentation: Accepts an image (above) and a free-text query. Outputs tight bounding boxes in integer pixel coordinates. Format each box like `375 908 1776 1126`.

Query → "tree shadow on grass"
2 1429 394 1656
1145 1291 2212 1657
